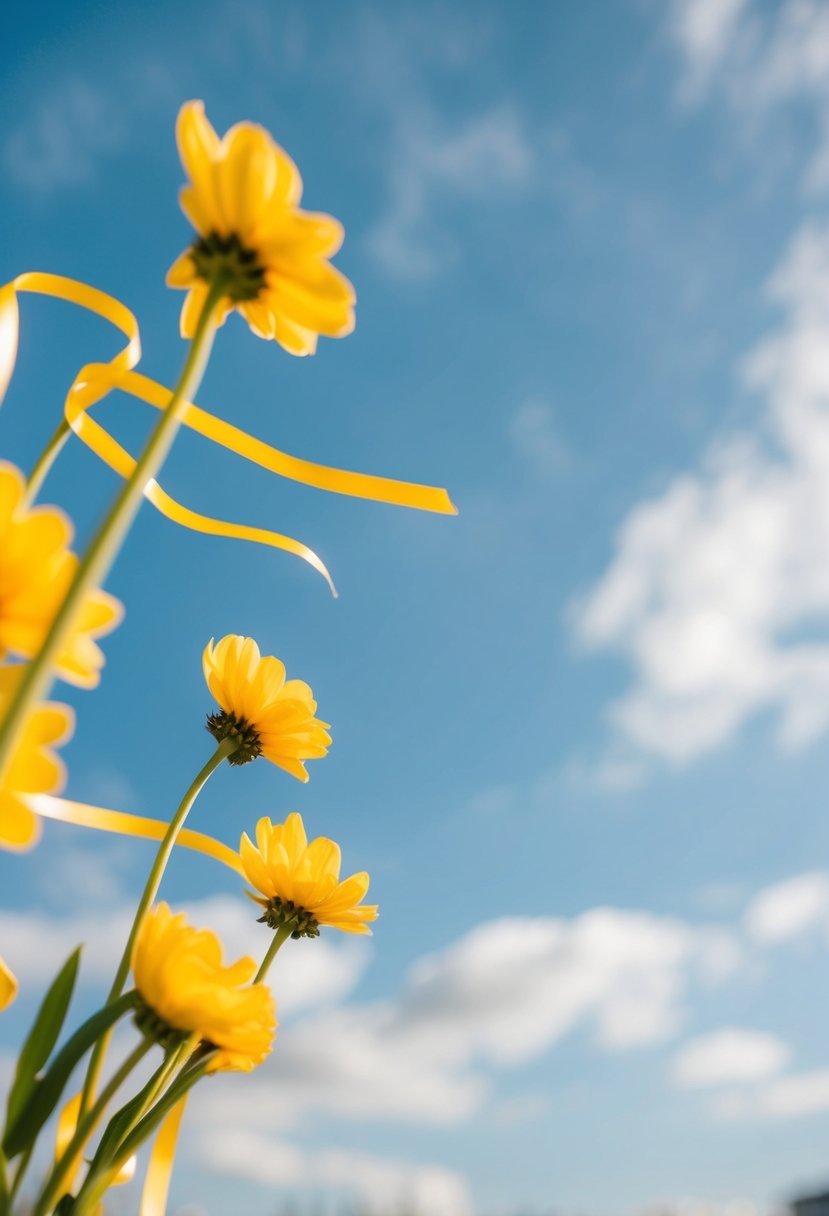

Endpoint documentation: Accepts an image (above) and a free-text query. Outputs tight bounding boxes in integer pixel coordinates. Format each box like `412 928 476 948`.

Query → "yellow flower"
132 903 275 1073
0 667 73 851
240 812 378 937
203 634 330 780
0 956 18 1010
0 462 122 688
167 100 355 356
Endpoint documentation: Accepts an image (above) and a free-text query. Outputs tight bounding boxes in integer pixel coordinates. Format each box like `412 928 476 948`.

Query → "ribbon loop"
1 273 455 594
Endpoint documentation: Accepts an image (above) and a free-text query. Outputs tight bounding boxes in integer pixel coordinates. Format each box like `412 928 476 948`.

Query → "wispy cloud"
668 0 829 190
670 1027 790 1087
3 54 176 196
667 869 829 1122
193 1130 472 1216
668 0 751 100
509 399 571 479
744 870 829 945
4 78 126 193
573 221 829 769
713 1068 829 1121
333 7 534 280
367 104 533 280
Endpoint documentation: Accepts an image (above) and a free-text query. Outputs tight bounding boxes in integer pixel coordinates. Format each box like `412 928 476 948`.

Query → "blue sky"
6 1 829 1214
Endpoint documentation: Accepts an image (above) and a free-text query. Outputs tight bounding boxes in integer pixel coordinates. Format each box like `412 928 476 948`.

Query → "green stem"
0 275 226 785
253 923 296 984
32 1037 153 1216
136 1036 196 1119
78 737 237 1120
24 416 71 505
73 1057 210 1216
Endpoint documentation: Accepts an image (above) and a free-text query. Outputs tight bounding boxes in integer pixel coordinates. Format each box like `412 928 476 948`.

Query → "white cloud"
640 1199 757 1216
668 0 829 190
368 105 533 279
744 871 829 944
574 222 829 767
669 0 750 95
192 908 735 1139
671 1028 789 1087
194 1130 472 1216
714 1068 829 1120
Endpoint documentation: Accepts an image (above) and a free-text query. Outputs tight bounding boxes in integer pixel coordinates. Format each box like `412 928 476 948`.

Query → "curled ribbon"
25 794 243 875
0 273 456 595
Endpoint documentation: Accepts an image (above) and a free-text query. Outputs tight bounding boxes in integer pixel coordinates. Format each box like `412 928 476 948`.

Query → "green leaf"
0 1140 8 1216
3 991 136 1159
5 948 81 1133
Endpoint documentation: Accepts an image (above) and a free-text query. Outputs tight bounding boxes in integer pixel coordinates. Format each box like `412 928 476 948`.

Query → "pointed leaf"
0 1140 8 1216
3 991 136 1159
5 949 80 1132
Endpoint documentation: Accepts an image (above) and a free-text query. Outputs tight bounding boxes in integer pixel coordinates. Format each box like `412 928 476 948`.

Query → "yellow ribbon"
0 273 456 594
26 794 242 875
140 1095 188 1216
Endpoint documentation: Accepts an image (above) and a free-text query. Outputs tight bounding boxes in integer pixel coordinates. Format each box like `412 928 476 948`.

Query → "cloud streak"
367 104 533 280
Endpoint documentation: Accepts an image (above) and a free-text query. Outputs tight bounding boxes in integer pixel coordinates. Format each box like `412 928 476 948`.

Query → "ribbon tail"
140 1095 188 1216
0 285 20 406
25 795 243 875
146 480 337 596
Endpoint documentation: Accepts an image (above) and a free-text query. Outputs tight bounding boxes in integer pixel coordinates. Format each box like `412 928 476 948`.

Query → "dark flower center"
206 710 262 765
258 896 320 940
191 232 266 302
134 999 187 1050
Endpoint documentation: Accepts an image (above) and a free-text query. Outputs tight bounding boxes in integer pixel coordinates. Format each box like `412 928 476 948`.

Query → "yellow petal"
176 102 223 232
0 956 18 1009
0 790 42 851
180 284 209 340
166 250 197 288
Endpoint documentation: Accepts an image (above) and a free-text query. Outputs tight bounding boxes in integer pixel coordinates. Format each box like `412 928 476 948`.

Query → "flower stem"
78 736 237 1118
32 1037 154 1216
24 416 71 505
0 276 226 784
73 1057 210 1216
254 922 296 984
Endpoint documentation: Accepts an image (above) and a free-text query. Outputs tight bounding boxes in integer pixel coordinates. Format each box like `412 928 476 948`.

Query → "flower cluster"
0 97 447 1216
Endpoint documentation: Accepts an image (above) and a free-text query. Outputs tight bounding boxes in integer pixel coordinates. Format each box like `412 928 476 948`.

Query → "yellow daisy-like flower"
132 902 275 1073
0 956 18 1010
0 462 122 688
203 634 330 780
167 100 355 356
241 812 378 938
0 666 73 852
